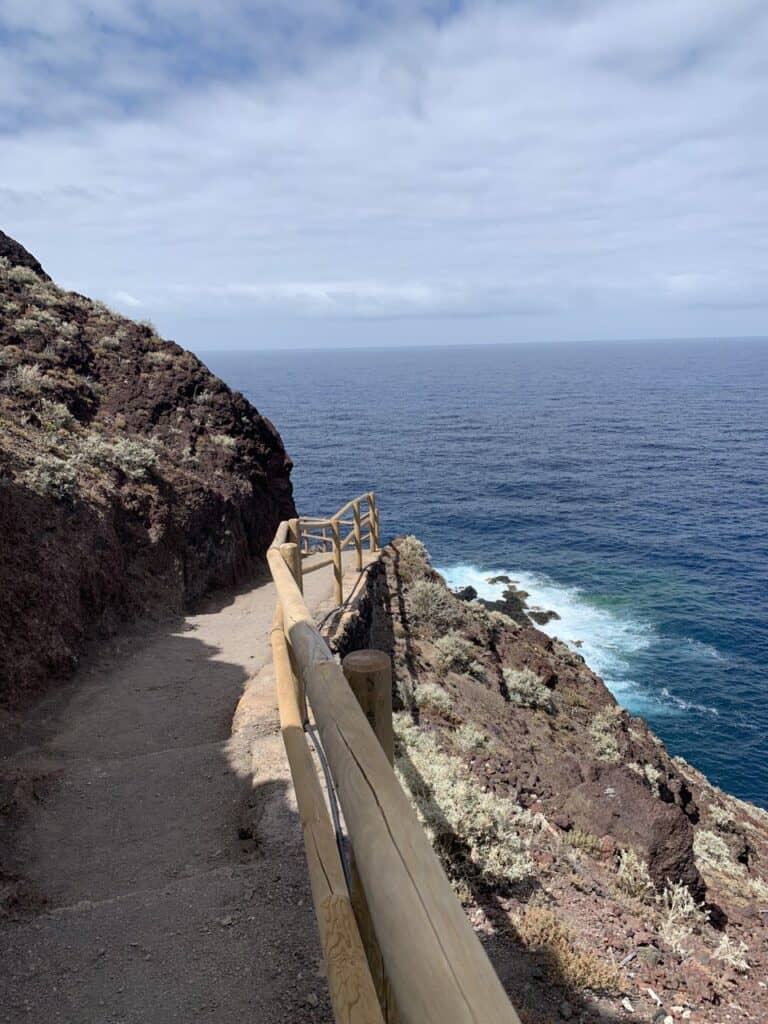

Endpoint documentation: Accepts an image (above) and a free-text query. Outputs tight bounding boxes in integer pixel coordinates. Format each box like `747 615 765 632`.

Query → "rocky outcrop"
0 232 295 709
325 537 768 1024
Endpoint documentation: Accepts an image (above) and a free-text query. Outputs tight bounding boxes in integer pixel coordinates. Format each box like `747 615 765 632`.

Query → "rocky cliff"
327 538 768 1024
0 231 295 710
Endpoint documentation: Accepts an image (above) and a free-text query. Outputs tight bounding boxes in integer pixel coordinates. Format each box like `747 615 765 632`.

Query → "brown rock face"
561 765 704 897
0 231 295 708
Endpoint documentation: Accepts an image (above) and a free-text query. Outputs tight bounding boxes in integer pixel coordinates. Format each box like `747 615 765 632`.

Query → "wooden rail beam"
266 544 521 1024
271 612 384 1024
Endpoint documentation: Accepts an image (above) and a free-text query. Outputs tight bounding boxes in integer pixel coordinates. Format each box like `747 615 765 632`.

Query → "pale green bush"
40 399 75 431
713 934 749 973
413 682 454 717
394 713 532 889
453 722 489 753
145 349 173 366
589 706 623 762
709 804 735 831
6 265 41 286
1 363 43 394
693 829 733 871
211 433 237 449
395 535 429 583
409 580 463 634
112 438 157 479
503 667 553 712
659 881 707 953
24 456 78 500
434 631 475 675
616 848 654 900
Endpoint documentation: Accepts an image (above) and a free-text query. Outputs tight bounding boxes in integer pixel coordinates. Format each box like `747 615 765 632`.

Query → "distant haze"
2 1 767 349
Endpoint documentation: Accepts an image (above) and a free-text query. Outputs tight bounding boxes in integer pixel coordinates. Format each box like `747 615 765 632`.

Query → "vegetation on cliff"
0 230 295 709
328 537 768 1024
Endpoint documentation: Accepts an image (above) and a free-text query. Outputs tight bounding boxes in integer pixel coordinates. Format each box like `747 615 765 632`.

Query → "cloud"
0 1 766 346
113 290 142 307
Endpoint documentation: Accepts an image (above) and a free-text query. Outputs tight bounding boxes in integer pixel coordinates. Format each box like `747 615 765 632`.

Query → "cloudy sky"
1 1 767 349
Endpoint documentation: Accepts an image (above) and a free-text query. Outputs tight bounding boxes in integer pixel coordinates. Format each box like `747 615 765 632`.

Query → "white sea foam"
437 562 685 717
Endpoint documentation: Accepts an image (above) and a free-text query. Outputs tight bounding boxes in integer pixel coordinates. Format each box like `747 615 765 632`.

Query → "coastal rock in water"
453 585 478 602
561 766 705 897
0 231 295 708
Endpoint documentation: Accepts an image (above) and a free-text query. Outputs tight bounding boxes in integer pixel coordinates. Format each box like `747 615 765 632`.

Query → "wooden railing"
281 491 380 605
267 494 522 1024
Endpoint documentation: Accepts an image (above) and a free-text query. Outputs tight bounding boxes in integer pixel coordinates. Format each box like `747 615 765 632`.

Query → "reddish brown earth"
328 539 768 1024
0 231 295 713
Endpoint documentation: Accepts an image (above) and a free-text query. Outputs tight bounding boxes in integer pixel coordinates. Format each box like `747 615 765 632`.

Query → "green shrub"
434 631 475 675
453 722 489 753
24 456 77 500
394 713 532 890
409 580 463 634
40 399 75 431
6 265 41 286
565 829 603 857
616 848 654 900
112 438 157 479
395 535 429 583
1 363 43 395
589 706 622 762
693 829 733 871
503 667 553 712
210 433 237 449
413 682 454 717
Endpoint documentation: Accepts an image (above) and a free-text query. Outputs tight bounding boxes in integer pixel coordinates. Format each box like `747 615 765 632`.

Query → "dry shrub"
658 880 707 953
394 713 533 892
409 580 463 634
565 829 603 857
516 907 622 993
616 848 655 901
589 706 623 762
503 667 553 712
434 631 476 675
413 682 454 717
395 535 429 583
713 934 749 973
452 722 489 753
693 829 734 872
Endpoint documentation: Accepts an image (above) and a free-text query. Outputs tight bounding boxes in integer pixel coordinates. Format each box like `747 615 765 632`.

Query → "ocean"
203 340 768 809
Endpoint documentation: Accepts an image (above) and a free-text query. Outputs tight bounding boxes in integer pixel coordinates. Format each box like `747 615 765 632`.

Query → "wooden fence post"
286 518 303 593
331 517 343 605
368 493 379 551
342 650 398 1023
353 500 363 572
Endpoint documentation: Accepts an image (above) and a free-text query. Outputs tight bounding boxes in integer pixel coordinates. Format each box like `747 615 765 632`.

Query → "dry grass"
515 907 622 993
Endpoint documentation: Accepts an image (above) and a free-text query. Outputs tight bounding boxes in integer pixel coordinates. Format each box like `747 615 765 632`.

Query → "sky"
1 0 767 350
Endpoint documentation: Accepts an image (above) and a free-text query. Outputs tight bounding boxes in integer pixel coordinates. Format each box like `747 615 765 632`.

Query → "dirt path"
0 559 364 1024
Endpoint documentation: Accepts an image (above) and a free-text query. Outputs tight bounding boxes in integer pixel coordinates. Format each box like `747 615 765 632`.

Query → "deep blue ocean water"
203 340 768 809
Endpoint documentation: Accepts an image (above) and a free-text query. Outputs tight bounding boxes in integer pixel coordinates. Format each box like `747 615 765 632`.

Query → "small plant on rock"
503 667 553 712
395 535 429 583
616 848 655 901
453 722 489 753
434 631 476 675
658 880 707 953
112 438 157 479
713 934 749 973
413 682 454 717
693 829 734 872
409 580 463 634
589 706 623 762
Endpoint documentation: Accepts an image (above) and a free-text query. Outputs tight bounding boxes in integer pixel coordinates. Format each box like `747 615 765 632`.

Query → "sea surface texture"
205 340 768 808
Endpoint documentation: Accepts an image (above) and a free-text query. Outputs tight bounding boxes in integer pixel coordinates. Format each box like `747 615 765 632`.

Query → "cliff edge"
0 231 295 710
327 537 768 1024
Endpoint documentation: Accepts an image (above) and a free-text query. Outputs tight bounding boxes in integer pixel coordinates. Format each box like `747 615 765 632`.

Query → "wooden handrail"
266 494 521 1024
